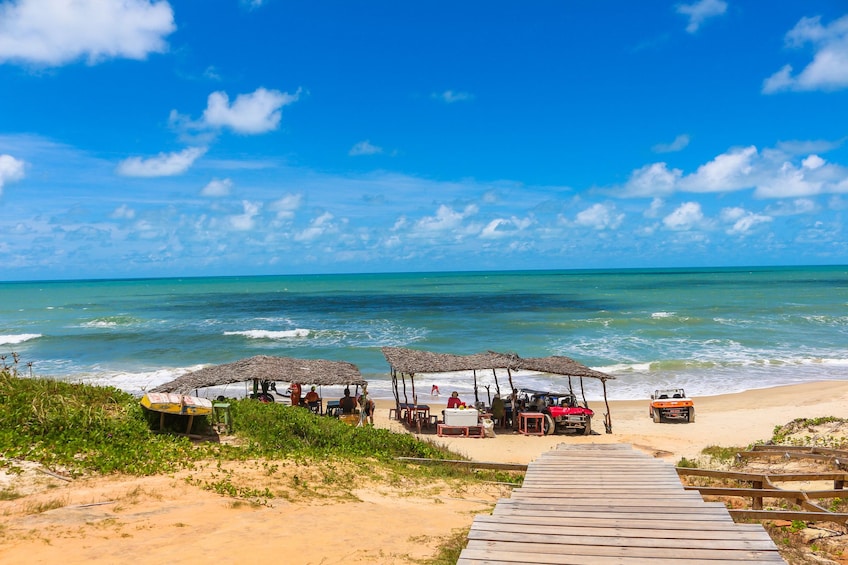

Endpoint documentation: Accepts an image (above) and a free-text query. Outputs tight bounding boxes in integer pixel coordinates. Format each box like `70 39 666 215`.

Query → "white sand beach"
2 380 848 564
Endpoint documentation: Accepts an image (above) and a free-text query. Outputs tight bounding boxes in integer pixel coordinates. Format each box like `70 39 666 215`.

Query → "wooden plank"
460 545 785 564
467 529 779 550
477 513 766 530
494 507 733 520
468 520 774 542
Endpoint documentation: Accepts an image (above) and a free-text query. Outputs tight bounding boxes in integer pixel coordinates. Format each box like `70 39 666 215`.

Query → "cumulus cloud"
228 200 261 231
663 202 705 230
479 216 533 239
432 90 474 103
117 147 206 177
0 154 26 195
0 0 175 66
720 207 772 235
201 178 232 197
620 162 682 197
200 88 300 134
652 134 690 153
679 146 757 192
754 161 823 198
295 211 335 242
763 14 848 93
575 203 624 230
269 193 302 220
414 204 478 233
349 140 383 156
676 0 727 34
110 204 135 220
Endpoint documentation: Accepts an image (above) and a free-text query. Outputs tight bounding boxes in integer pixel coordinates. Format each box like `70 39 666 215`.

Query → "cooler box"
444 408 479 426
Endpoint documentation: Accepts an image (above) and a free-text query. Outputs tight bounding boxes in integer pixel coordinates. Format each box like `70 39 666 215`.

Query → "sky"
1 0 848 280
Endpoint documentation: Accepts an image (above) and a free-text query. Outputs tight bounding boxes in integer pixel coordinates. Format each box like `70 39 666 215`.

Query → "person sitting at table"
304 386 320 413
446 391 463 409
339 388 356 415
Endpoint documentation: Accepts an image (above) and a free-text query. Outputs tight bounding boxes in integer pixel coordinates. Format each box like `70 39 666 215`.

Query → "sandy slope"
2 380 847 565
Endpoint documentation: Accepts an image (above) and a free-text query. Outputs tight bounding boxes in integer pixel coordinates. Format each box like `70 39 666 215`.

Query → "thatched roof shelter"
381 347 615 433
380 347 613 382
151 354 365 394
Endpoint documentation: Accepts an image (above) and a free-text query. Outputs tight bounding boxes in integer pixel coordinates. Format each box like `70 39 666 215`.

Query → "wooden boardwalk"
458 443 786 564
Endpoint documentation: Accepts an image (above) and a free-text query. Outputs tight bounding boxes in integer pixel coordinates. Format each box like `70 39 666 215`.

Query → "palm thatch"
380 346 613 381
150 355 365 394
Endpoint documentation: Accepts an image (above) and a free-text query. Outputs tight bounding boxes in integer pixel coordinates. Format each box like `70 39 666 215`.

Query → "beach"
2 380 848 565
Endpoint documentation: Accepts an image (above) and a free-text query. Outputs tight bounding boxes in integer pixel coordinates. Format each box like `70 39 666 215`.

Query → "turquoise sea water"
1 266 847 401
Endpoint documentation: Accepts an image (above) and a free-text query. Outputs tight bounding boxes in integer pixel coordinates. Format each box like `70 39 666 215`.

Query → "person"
304 386 320 413
339 388 356 415
357 385 374 426
446 391 463 409
491 394 506 428
289 382 301 407
431 384 440 396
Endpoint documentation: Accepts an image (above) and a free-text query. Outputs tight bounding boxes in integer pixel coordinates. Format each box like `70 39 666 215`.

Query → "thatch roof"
150 355 365 394
381 347 614 381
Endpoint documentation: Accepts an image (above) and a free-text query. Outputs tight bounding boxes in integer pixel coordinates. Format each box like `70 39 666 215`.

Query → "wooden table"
518 412 545 436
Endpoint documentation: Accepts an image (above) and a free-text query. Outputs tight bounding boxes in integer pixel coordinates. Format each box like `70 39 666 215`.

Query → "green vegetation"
701 444 742 465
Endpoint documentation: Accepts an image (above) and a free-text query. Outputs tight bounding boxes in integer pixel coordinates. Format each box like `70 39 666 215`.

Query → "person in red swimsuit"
446 391 463 408
289 382 301 407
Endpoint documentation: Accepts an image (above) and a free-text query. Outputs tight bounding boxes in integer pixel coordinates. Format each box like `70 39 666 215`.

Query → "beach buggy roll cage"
380 347 616 433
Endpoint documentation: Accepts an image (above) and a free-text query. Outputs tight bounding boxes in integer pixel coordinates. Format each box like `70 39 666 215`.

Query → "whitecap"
224 329 311 340
0 333 42 345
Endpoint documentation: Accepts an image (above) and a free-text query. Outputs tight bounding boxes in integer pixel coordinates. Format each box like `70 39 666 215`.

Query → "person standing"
290 382 301 407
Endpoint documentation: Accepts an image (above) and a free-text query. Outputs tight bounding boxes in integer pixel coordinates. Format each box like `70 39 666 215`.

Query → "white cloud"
644 197 665 218
663 202 705 230
432 90 474 103
414 204 478 233
652 134 690 153
479 216 533 239
0 0 175 66
620 162 682 197
269 193 302 220
0 154 26 195
575 203 624 230
754 161 823 198
228 200 261 231
201 178 232 197
295 211 335 242
676 0 727 34
802 154 825 170
349 140 383 156
679 146 757 192
763 15 848 93
110 204 135 220
201 88 300 134
117 147 206 177
720 206 772 235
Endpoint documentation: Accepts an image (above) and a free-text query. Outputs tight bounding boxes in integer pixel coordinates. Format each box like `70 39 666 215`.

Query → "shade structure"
150 354 365 394
381 347 615 433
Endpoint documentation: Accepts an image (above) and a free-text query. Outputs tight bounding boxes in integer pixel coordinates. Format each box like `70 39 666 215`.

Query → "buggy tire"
688 407 695 423
582 418 592 435
652 408 661 423
543 414 556 435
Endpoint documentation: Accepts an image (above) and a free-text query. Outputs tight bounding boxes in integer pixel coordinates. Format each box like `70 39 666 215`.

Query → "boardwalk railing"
458 443 786 564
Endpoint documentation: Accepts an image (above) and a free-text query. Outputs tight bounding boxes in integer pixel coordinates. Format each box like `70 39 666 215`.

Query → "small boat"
140 393 214 434
140 392 213 415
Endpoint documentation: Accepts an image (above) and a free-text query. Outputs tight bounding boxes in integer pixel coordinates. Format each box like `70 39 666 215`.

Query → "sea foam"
224 329 311 339
0 333 42 345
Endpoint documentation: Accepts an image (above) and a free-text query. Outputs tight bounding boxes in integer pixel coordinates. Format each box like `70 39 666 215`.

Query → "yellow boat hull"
140 393 213 416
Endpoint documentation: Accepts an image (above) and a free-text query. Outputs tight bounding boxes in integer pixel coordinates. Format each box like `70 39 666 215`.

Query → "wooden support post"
752 480 763 510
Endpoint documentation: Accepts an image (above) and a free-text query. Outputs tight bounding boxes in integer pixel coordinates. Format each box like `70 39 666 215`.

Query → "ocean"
1 266 847 402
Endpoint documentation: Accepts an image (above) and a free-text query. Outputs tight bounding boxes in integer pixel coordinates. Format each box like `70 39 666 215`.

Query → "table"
518 412 545 436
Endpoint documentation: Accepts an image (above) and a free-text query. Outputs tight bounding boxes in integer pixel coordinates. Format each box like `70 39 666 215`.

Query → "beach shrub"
229 399 454 461
0 372 201 476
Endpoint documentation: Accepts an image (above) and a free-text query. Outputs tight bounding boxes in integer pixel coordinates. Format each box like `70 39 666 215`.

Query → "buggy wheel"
582 418 592 435
543 414 556 435
652 408 661 423
688 407 695 423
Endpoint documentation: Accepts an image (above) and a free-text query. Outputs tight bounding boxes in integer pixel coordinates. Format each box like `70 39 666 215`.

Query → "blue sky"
1 0 847 280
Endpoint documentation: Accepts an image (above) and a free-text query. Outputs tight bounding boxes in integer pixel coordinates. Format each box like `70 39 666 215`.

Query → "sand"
2 380 847 564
